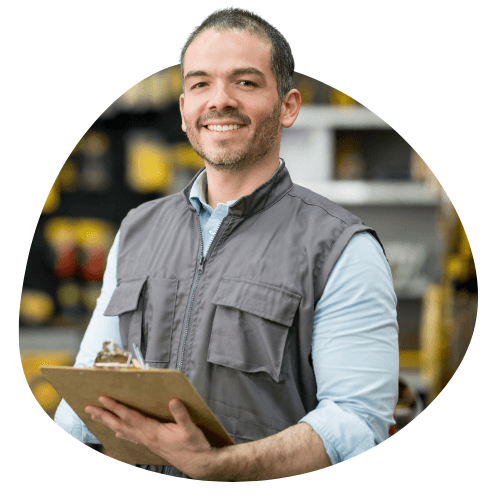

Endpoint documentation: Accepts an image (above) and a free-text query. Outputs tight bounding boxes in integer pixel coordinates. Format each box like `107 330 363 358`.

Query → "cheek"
250 105 276 126
182 106 203 132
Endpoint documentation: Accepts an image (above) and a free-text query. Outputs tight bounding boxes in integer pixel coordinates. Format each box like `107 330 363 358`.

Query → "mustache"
197 111 251 128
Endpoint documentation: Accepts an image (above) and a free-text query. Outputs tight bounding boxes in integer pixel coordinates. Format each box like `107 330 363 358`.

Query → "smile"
205 124 245 132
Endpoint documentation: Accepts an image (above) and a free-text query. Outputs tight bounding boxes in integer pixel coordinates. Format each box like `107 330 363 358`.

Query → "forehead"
183 29 273 77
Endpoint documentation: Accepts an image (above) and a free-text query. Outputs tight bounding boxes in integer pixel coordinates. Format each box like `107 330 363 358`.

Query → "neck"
205 154 281 209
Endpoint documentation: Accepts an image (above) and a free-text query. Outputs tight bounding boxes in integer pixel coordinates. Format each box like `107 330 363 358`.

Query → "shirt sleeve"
299 231 399 464
54 231 122 444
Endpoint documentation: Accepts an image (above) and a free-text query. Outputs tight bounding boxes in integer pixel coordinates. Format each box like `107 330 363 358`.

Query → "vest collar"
183 159 293 218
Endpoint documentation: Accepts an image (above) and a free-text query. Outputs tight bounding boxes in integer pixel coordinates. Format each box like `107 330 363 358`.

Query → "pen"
132 343 149 369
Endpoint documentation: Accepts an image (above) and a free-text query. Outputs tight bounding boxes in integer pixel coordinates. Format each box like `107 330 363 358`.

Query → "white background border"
4 1 499 497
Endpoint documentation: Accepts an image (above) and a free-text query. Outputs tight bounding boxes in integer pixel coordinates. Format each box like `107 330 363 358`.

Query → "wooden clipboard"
41 366 234 465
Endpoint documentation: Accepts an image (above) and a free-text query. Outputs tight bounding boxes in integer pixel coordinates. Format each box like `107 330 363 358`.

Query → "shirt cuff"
299 399 375 464
54 398 100 445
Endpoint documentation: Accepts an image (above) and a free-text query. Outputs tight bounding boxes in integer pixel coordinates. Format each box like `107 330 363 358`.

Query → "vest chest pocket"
208 277 301 383
104 276 178 367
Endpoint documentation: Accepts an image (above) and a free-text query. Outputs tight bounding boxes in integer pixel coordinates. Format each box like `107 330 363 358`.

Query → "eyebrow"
231 67 266 79
184 70 209 80
184 67 266 81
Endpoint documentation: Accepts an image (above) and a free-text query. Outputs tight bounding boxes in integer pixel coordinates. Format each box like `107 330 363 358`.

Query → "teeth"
207 124 243 132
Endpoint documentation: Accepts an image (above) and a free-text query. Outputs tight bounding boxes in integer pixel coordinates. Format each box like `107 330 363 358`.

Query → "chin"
206 157 246 171
202 148 248 169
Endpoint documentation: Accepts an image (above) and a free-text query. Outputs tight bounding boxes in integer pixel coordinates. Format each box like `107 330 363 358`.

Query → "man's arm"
54 231 121 443
299 232 399 463
203 422 330 480
86 396 330 481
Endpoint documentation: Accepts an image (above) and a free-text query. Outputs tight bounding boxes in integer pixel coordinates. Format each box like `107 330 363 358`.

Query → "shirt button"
208 229 216 235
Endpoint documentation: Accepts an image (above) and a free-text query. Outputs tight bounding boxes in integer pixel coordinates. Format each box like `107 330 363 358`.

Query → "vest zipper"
164 214 227 477
176 257 205 373
176 216 205 373
163 217 205 477
176 214 226 373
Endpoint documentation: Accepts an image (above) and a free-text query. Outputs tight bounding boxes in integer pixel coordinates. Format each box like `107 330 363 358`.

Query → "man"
55 8 398 480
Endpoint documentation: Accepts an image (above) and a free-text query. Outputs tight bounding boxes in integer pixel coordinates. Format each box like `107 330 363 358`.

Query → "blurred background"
19 67 477 434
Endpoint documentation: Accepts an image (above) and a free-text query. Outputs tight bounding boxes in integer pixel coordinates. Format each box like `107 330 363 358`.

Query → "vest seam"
219 276 301 300
211 408 283 433
214 302 293 328
227 434 254 442
313 225 372 304
286 192 351 226
315 226 351 283
311 228 347 301
212 357 281 374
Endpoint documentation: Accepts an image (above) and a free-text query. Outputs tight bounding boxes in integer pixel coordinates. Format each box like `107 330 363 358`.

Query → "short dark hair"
180 8 294 100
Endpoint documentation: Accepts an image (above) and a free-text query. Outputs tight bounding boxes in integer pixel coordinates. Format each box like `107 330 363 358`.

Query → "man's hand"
86 396 331 480
85 396 215 479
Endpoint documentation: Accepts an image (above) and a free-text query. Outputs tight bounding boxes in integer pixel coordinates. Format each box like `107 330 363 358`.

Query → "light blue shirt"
55 169 399 465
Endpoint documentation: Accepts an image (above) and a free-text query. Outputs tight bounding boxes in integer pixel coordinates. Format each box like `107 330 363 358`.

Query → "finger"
85 405 121 430
98 397 152 435
98 396 139 421
95 398 161 447
115 432 140 445
86 405 140 444
169 399 195 431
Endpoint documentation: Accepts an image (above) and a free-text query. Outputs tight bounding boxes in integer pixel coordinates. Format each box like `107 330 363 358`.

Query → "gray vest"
104 162 382 476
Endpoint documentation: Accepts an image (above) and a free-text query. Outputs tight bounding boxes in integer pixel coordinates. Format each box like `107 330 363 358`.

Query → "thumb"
169 398 195 430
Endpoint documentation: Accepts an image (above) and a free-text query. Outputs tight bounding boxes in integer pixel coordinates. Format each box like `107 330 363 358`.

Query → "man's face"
180 29 284 171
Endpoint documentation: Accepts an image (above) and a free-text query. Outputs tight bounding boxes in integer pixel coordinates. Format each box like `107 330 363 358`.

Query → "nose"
207 82 239 111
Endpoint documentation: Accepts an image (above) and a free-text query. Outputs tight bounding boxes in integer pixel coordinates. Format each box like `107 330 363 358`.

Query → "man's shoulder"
286 183 363 227
122 191 187 226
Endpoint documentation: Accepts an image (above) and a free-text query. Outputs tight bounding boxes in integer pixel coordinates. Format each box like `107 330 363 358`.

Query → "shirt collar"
188 170 209 214
188 170 238 214
186 158 290 217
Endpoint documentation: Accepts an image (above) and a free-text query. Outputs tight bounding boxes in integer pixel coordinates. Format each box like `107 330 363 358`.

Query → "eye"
191 81 208 90
238 80 258 87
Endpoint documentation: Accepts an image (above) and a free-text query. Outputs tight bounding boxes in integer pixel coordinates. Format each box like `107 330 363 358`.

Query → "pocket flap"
104 276 148 316
212 277 301 327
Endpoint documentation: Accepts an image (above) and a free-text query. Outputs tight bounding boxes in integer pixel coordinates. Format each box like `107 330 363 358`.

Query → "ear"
179 94 187 132
280 89 302 129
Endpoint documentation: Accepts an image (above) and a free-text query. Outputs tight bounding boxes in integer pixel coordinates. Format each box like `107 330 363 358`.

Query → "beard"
184 102 282 172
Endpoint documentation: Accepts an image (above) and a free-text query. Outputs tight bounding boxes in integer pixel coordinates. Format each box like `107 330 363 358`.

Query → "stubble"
185 102 282 173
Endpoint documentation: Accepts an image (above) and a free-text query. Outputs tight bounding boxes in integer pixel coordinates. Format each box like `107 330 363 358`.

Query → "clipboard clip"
94 341 133 368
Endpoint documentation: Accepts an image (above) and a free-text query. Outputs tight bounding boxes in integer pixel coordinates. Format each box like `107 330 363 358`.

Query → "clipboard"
41 365 235 465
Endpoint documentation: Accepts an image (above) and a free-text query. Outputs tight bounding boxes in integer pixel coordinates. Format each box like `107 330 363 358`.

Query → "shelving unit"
281 103 445 401
281 105 388 184
295 180 439 206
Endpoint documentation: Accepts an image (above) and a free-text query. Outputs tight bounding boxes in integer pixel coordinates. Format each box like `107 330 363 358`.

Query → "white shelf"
295 180 440 206
294 105 389 129
19 327 84 353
